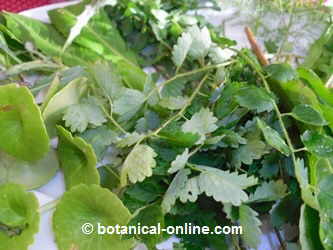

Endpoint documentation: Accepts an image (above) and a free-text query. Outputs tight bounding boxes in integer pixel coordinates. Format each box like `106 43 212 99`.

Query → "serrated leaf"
235 86 274 113
197 166 258 206
168 148 190 174
301 131 333 158
248 180 288 203
0 184 39 250
172 32 192 67
159 96 188 110
208 46 234 64
159 126 200 147
116 132 145 148
42 78 87 136
63 97 107 133
113 88 145 122
187 25 212 59
53 184 134 250
257 118 291 156
0 149 59 190
266 63 298 84
120 144 157 187
161 169 191 213
182 108 218 144
0 84 49 162
291 104 327 126
80 126 118 161
57 126 99 190
179 177 200 203
239 205 262 249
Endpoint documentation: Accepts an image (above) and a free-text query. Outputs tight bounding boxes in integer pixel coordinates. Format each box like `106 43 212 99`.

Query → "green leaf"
161 169 191 213
208 46 234 64
80 126 118 161
179 177 200 203
159 126 200 147
172 32 192 68
248 180 288 203
3 12 90 66
49 6 147 90
317 174 333 219
187 25 212 60
301 131 333 158
127 203 164 249
239 205 262 249
120 144 157 187
299 205 324 250
42 78 87 136
113 88 145 122
116 132 145 148
235 86 274 113
0 84 49 162
98 165 120 191
291 104 327 126
197 166 258 206
63 97 107 133
319 216 333 250
182 108 218 144
57 126 99 189
168 148 190 174
53 184 134 250
257 118 291 156
0 149 59 190
265 63 298 84
0 184 39 250
159 96 188 110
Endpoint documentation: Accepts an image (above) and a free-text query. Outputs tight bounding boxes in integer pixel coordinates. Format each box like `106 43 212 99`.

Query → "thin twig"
244 27 269 66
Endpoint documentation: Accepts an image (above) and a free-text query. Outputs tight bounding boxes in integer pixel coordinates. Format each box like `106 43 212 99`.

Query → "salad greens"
0 0 333 250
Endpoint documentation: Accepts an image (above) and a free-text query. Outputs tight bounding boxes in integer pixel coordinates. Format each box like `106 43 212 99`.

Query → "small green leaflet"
239 205 262 249
301 131 333 158
120 144 157 187
235 86 274 113
291 104 327 126
172 32 192 68
0 84 49 162
265 63 298 84
168 148 190 174
182 108 218 144
317 174 333 219
247 180 288 203
187 25 212 60
197 166 258 206
0 184 39 250
257 118 291 156
161 169 191 213
116 132 145 148
57 126 100 189
159 96 188 110
0 150 59 190
63 97 107 133
53 184 134 250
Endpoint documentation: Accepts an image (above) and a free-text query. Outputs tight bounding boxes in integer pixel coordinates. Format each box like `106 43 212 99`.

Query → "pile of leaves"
0 0 333 249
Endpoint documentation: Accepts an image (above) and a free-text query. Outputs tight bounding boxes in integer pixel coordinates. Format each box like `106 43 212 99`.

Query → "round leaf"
0 84 49 162
0 183 40 250
301 131 333 158
53 184 134 250
0 149 59 190
291 104 327 126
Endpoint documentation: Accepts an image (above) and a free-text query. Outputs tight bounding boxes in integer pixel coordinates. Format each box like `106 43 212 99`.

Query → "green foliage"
239 205 262 249
291 104 327 126
0 184 39 250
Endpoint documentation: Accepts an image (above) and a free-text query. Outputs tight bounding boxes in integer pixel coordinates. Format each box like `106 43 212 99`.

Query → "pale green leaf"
172 32 192 67
187 25 212 59
57 126 100 190
116 132 145 148
159 96 188 110
63 97 107 133
182 108 218 144
248 180 288 203
257 118 291 156
197 166 258 206
239 205 262 249
179 177 200 203
209 46 234 64
120 144 157 187
161 169 191 213
0 84 49 162
53 184 134 250
0 184 39 250
168 148 190 174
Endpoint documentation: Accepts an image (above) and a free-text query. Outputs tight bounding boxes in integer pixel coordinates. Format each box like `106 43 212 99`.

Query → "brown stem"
244 27 269 66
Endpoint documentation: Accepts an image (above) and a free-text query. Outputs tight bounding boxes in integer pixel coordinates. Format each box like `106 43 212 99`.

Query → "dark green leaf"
301 131 333 158
291 104 327 126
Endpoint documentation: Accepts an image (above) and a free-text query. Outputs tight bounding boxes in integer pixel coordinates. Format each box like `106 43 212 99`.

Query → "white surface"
21 2 280 250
